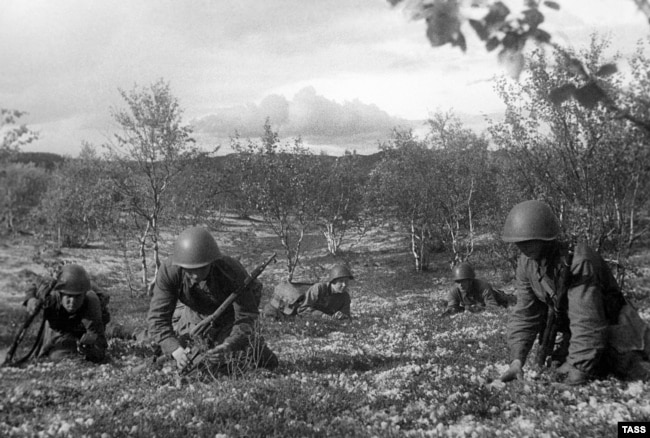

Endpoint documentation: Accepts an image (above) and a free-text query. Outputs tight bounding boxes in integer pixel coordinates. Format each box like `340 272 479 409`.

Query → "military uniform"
148 255 277 369
297 282 351 318
507 241 650 380
446 278 507 313
25 275 107 362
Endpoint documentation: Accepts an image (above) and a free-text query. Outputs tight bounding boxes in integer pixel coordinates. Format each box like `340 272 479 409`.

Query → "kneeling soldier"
148 226 278 372
25 264 108 363
499 200 650 385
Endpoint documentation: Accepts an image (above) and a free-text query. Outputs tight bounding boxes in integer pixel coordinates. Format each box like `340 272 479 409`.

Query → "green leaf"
469 19 488 41
543 1 560 10
486 1 510 22
532 28 551 44
566 58 587 78
573 82 605 109
522 8 544 29
548 84 576 105
595 63 618 77
501 32 523 50
485 37 500 52
454 31 467 52
484 1 510 32
425 1 462 48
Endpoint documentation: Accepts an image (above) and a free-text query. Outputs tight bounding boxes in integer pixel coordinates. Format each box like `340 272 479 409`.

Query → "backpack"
264 280 311 318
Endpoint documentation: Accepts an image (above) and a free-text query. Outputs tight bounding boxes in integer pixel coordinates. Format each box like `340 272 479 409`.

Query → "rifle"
181 252 277 375
536 245 574 368
3 277 58 367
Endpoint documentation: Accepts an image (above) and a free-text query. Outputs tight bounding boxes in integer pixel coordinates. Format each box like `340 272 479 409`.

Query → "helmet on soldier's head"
172 226 221 269
55 264 91 296
453 263 475 281
327 264 354 283
502 200 561 243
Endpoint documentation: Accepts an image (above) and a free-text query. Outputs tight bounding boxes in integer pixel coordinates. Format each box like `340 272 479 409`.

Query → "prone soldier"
24 264 109 363
443 262 509 316
297 265 354 320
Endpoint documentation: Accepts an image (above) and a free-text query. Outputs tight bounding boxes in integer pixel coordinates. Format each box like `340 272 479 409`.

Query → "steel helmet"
327 264 354 283
502 200 561 243
453 263 475 281
55 264 91 296
172 226 221 269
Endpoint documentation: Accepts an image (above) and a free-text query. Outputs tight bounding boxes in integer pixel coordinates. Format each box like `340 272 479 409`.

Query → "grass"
0 224 649 437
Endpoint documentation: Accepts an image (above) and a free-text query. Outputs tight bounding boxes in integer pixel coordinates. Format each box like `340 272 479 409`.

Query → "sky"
1 0 649 157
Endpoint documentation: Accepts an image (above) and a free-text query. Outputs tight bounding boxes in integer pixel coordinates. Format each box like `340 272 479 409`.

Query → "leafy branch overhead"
548 60 617 109
389 0 560 78
548 53 650 133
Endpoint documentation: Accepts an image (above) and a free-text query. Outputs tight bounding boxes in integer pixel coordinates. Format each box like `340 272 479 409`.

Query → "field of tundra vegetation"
2 36 650 437
0 215 649 438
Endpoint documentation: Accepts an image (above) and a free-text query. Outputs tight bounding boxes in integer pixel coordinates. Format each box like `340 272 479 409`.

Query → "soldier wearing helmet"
147 226 278 371
24 264 108 362
444 262 508 315
297 264 353 320
500 200 650 385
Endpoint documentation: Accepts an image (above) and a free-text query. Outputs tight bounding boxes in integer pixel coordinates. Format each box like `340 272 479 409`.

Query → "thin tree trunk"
139 221 151 289
410 217 422 272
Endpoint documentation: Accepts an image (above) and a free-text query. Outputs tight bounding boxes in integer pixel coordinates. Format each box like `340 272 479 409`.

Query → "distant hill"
11 152 66 170
206 151 385 177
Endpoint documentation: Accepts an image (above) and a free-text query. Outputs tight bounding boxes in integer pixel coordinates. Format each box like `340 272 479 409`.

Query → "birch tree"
104 79 199 292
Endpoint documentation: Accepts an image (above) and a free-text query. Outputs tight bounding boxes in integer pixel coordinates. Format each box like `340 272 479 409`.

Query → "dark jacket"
446 278 503 313
297 282 351 317
147 256 261 355
507 242 626 375
26 279 106 342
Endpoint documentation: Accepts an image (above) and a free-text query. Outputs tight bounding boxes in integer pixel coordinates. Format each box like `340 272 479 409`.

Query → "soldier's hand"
77 333 97 356
26 298 40 314
500 359 523 382
204 344 230 363
556 362 588 385
172 346 190 369
321 313 333 320
80 332 97 346
440 308 455 318
333 311 348 320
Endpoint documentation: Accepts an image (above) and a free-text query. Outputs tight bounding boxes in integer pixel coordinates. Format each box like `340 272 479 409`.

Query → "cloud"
191 86 407 149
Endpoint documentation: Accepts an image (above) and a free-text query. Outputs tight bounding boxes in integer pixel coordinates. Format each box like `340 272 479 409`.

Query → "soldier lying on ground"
147 226 278 373
296 265 354 320
443 262 510 316
24 264 109 363
499 200 650 385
